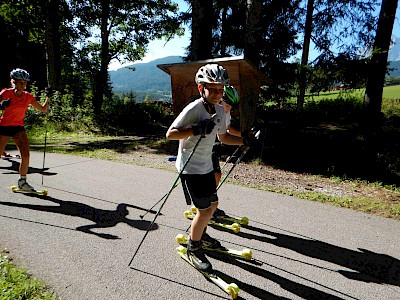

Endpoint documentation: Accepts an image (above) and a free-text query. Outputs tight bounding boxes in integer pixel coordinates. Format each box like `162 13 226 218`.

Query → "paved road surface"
1 152 399 299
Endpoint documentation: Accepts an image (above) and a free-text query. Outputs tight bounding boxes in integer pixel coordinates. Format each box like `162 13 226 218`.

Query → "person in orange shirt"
0 68 49 191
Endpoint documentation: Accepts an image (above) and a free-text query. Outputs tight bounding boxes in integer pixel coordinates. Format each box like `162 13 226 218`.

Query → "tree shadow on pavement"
239 225 400 287
0 196 158 239
0 158 57 176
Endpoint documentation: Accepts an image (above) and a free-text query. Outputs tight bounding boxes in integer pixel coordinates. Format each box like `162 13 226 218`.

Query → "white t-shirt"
171 98 227 174
225 111 231 127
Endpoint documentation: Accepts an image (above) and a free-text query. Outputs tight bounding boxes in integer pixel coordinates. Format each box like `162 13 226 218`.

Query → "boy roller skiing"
166 64 254 273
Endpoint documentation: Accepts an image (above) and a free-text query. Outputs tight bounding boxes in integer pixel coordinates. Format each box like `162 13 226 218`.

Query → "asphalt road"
1 151 399 300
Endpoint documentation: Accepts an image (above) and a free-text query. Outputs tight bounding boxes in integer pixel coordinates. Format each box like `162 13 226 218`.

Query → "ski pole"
217 130 261 190
217 145 249 190
128 135 204 267
218 144 241 173
139 179 181 219
41 104 49 186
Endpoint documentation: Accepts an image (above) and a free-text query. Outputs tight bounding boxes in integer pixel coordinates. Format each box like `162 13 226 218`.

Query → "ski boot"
201 232 222 249
187 239 212 272
18 178 35 191
176 234 253 261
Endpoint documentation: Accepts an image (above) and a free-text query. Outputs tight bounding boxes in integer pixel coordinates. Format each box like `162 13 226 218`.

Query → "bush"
97 97 172 135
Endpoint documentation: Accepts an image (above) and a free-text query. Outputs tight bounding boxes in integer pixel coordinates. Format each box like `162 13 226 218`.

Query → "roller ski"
188 206 249 226
11 178 48 196
176 234 253 261
1 153 21 159
11 186 48 196
207 207 249 226
176 245 240 299
184 209 241 233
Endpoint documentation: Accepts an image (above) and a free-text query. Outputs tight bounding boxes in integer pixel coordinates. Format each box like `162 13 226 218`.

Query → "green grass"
0 253 57 300
382 85 400 99
305 84 400 101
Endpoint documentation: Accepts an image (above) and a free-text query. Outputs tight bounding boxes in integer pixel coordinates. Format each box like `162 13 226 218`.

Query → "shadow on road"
0 158 57 176
238 224 400 287
209 251 348 300
0 196 158 239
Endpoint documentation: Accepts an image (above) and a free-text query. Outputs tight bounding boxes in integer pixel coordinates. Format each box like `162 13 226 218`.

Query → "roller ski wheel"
11 186 48 196
175 234 253 261
184 210 241 233
191 206 249 226
176 245 240 299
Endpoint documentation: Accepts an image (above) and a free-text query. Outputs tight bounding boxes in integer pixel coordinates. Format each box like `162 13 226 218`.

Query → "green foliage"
25 89 94 133
0 254 56 300
97 96 172 135
255 88 400 186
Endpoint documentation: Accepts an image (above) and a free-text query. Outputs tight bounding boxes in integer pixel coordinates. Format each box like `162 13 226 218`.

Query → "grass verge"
0 252 57 299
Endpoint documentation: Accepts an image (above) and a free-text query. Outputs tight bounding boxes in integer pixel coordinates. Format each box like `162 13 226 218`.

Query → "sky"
109 1 400 71
109 0 190 70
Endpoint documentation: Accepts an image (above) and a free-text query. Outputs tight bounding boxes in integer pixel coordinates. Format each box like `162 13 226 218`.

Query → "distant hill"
388 61 400 77
109 50 400 98
109 56 183 95
388 35 400 62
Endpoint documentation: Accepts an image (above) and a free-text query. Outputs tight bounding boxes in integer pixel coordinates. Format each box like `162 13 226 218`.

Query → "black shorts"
0 126 25 137
181 171 218 210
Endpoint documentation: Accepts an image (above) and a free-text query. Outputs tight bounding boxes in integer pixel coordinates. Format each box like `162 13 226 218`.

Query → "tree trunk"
93 0 111 115
297 0 314 112
45 0 62 91
363 0 398 125
191 0 213 60
244 0 261 66
241 0 262 131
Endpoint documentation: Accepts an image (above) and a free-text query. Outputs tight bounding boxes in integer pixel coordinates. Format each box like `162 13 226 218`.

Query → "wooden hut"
158 56 268 130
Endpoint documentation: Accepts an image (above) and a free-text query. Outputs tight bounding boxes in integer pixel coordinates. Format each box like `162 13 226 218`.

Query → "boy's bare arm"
218 132 244 146
166 126 194 140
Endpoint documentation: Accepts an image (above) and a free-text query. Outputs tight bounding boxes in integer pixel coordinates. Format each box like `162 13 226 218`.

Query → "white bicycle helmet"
195 64 230 85
10 68 30 81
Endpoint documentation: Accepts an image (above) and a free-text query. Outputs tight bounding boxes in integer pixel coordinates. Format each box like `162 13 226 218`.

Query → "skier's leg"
190 206 213 240
0 136 8 157
182 172 218 271
13 130 34 190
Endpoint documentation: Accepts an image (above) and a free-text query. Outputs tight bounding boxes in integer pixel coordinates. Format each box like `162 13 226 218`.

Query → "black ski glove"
192 119 216 137
0 99 11 110
242 128 261 147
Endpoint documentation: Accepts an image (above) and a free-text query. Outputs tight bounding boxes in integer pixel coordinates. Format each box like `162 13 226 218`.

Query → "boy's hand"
0 99 11 109
192 119 216 137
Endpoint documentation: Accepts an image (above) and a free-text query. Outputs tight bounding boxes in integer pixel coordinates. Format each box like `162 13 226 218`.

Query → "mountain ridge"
110 40 400 95
109 56 183 95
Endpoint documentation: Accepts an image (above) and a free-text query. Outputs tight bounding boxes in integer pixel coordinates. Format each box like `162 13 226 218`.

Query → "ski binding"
191 206 249 226
176 245 240 299
184 210 241 233
11 186 48 196
175 234 253 261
